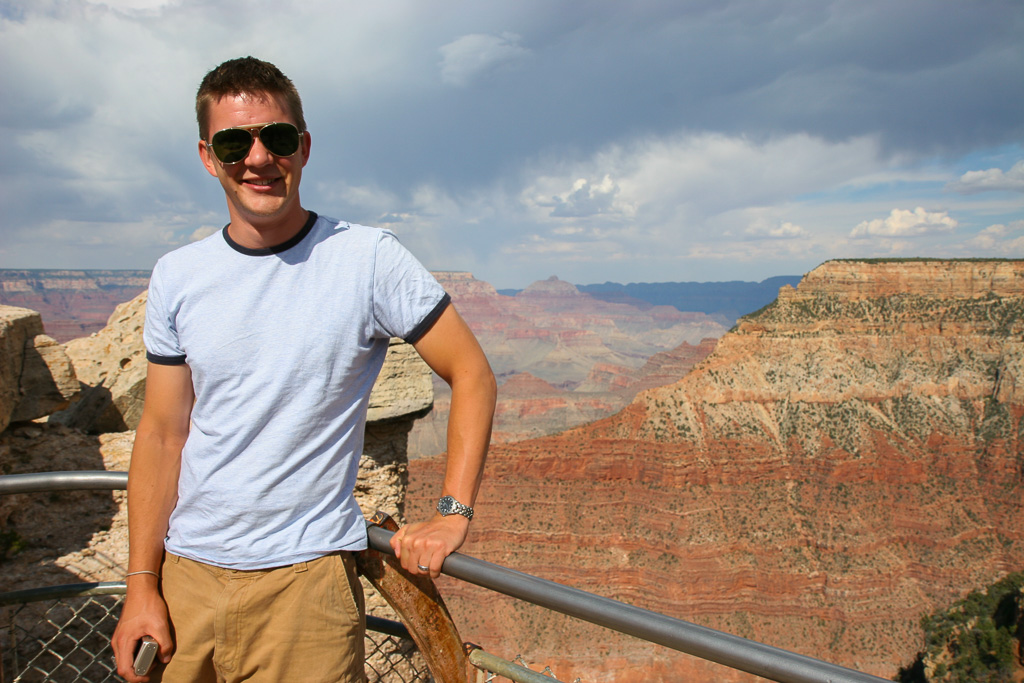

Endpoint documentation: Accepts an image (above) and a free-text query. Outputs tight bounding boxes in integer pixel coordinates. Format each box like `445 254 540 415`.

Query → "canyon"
408 259 1024 682
409 272 723 454
0 270 149 342
4 260 1022 681
1 269 728 452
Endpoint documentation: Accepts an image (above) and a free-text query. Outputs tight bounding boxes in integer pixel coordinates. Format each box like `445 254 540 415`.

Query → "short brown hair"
196 57 306 140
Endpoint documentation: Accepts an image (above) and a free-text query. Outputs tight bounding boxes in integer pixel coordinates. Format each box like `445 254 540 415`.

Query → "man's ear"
300 131 311 168
198 140 219 177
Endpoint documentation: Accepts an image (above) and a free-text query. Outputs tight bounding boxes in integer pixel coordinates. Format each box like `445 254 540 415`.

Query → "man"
112 56 496 683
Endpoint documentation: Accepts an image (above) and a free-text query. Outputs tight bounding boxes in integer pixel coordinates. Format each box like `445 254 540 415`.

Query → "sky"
1 0 1022 289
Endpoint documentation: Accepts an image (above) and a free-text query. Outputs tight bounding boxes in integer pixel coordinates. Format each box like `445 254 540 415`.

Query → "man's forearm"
395 304 495 575
440 362 496 508
113 362 192 680
126 426 184 578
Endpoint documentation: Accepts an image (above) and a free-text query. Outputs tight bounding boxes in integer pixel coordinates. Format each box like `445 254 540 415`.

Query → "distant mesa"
409 272 726 456
577 275 803 325
0 270 149 343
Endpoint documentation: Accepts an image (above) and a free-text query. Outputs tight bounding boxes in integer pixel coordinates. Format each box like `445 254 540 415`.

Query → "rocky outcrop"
0 305 79 433
408 259 1024 682
793 259 1024 299
50 292 148 433
360 340 434 521
367 339 434 422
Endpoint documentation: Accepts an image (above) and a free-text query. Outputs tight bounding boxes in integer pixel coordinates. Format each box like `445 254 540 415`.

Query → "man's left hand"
389 514 471 579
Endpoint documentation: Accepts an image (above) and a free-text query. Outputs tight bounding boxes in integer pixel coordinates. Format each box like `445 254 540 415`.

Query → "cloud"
501 234 626 261
744 221 808 240
850 207 958 239
947 160 1024 194
1 1 1021 283
84 0 179 11
966 220 1024 253
189 226 218 242
541 176 623 218
439 32 529 87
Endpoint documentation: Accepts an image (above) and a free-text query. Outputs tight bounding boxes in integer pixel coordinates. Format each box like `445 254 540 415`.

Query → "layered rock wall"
409 259 1024 681
410 273 720 457
50 293 149 433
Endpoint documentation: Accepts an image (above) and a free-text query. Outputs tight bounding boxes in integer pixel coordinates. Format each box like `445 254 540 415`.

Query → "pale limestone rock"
0 305 79 432
50 292 148 432
367 338 434 422
11 334 80 422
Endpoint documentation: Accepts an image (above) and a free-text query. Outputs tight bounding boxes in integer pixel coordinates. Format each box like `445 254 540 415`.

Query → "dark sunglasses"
205 122 303 165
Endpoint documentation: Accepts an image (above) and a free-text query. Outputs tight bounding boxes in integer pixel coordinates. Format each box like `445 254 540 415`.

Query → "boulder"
0 305 79 432
50 292 147 433
367 338 434 422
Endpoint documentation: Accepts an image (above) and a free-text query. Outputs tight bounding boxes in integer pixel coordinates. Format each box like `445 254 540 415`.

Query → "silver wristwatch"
437 495 474 520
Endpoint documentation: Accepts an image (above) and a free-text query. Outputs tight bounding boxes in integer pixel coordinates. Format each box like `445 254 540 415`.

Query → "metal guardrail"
2 471 890 683
0 471 128 494
366 526 889 683
0 471 566 683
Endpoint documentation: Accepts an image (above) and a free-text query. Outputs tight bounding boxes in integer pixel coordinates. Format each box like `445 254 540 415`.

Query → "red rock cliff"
409 259 1024 682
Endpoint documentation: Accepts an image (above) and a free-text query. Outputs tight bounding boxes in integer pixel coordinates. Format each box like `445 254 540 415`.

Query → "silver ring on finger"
417 564 429 571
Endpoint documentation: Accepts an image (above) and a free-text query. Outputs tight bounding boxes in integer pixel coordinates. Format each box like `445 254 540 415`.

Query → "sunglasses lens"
209 124 301 164
210 128 254 164
259 123 301 157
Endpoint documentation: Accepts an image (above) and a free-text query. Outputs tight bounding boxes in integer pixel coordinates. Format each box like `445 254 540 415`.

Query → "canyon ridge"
408 259 1024 682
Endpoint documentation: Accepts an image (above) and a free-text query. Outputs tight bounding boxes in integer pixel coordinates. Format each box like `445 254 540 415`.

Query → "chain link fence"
2 591 122 682
1 586 577 683
1 586 433 683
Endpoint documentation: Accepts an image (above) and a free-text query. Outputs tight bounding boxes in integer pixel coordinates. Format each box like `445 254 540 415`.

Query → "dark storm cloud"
1 0 1021 280
326 0 1023 190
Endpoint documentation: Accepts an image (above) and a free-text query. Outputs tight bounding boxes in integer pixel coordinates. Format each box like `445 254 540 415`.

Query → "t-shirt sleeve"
144 260 188 365
371 230 450 343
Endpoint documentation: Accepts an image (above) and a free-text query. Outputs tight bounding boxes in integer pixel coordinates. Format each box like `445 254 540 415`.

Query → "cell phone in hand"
133 636 158 676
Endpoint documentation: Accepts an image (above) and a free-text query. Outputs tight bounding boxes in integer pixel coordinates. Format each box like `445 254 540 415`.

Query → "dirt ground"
1 421 132 592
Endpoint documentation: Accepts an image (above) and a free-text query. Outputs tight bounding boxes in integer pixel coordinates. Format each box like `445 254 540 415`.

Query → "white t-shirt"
144 213 449 569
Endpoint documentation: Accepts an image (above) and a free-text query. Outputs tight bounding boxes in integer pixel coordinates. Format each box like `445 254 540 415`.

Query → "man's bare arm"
390 303 496 577
112 362 194 682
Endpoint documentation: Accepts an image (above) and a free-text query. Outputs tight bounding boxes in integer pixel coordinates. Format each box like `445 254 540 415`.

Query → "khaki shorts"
152 551 367 683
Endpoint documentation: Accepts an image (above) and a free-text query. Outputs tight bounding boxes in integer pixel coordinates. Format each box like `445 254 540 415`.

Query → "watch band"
437 495 474 520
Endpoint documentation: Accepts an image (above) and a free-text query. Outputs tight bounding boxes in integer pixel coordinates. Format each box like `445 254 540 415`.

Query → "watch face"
437 495 472 519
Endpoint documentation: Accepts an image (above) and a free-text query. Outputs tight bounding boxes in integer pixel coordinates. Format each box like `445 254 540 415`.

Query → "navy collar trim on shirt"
221 211 318 256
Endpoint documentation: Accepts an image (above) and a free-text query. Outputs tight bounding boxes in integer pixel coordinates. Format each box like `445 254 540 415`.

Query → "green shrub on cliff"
896 572 1023 682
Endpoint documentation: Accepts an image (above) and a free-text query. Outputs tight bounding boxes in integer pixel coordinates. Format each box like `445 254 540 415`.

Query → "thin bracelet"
125 570 160 578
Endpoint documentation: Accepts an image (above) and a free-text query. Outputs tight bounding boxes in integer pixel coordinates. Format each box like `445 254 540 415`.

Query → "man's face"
198 93 311 233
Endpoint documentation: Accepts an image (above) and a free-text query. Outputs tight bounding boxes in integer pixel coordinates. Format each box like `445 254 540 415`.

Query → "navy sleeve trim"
147 351 187 366
404 293 451 344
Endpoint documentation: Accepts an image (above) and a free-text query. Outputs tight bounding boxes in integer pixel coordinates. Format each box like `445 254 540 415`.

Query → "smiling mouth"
244 178 278 187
